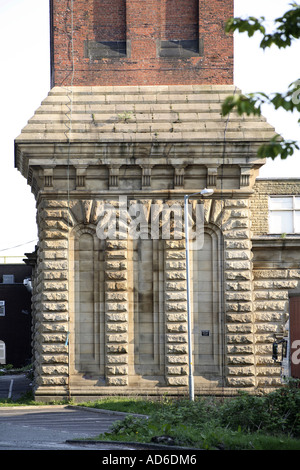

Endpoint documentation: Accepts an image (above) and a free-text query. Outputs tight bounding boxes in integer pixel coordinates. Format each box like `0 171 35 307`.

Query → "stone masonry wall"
31 200 70 396
29 184 300 397
250 178 300 388
253 268 300 388
31 194 266 397
251 178 300 235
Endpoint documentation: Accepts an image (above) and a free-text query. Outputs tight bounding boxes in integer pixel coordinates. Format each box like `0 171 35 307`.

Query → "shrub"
264 384 300 437
218 391 270 432
218 383 300 438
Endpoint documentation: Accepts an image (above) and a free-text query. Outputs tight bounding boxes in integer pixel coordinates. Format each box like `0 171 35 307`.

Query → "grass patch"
80 396 163 415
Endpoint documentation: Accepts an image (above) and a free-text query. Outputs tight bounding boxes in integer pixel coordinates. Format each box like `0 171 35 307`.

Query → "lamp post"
184 188 214 401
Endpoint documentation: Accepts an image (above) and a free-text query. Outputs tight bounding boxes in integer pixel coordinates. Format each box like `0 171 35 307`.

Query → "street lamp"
184 188 214 401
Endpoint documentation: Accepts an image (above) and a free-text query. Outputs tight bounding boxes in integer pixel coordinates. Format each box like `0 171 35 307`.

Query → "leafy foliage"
225 2 300 49
222 2 300 160
98 382 300 449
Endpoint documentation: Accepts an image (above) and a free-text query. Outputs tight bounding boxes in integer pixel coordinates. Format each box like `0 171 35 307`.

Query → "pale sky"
0 0 299 259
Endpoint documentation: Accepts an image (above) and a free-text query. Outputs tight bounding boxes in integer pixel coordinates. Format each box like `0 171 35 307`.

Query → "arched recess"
69 225 105 379
190 224 225 384
128 237 165 381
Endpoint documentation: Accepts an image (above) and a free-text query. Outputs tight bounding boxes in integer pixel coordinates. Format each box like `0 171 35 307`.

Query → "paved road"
0 405 143 450
0 373 31 401
0 375 200 454
0 376 146 450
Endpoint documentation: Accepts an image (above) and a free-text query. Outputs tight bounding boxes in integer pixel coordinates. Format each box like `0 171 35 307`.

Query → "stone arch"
69 224 105 380
190 222 225 386
127 232 165 382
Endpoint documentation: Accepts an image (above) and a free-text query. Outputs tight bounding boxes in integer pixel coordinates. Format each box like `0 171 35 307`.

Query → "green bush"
218 384 300 438
264 385 300 437
218 392 270 432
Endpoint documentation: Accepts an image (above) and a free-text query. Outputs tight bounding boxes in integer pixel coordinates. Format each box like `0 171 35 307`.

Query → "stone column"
33 199 71 397
222 199 256 388
105 239 129 386
165 239 188 386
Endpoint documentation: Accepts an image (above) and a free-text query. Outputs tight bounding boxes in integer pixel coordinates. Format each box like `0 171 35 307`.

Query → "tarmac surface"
0 373 32 401
0 373 201 455
0 373 148 450
0 405 148 450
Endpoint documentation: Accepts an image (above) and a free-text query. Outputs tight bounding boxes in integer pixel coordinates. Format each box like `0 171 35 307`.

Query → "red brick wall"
161 0 198 41
50 0 233 87
93 0 126 41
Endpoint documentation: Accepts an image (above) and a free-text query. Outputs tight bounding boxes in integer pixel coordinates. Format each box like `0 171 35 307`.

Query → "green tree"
222 2 300 160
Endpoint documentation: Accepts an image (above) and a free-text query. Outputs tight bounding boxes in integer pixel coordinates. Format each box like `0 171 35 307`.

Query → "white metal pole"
184 195 194 401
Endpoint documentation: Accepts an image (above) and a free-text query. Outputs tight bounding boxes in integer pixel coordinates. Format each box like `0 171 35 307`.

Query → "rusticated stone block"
106 376 128 386
106 334 128 343
167 344 188 354
42 323 68 333
166 323 187 333
165 302 187 312
105 260 127 270
226 377 256 387
226 324 253 334
106 355 128 364
105 271 127 281
105 281 127 291
166 376 188 386
106 323 128 333
227 356 254 365
165 291 187 301
166 313 187 322
42 355 68 364
166 366 188 375
106 302 128 312
38 376 68 386
106 312 128 322
106 344 128 354
227 334 253 344
106 365 128 375
227 344 253 355
166 334 187 343
41 333 66 343
227 366 255 376
165 281 186 291
41 365 68 375
106 292 128 302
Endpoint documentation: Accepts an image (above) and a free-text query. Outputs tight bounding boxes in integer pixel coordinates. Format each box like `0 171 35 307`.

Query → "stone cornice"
15 85 276 198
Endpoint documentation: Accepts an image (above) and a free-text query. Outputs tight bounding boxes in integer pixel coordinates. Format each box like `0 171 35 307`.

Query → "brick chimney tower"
15 0 276 401
50 0 233 86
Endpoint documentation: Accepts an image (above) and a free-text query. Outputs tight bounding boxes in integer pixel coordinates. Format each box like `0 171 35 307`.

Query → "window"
0 341 5 364
2 275 14 284
269 196 300 234
0 301 5 316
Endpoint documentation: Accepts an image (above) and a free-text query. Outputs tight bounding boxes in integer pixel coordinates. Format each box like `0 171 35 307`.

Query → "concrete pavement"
0 405 145 450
